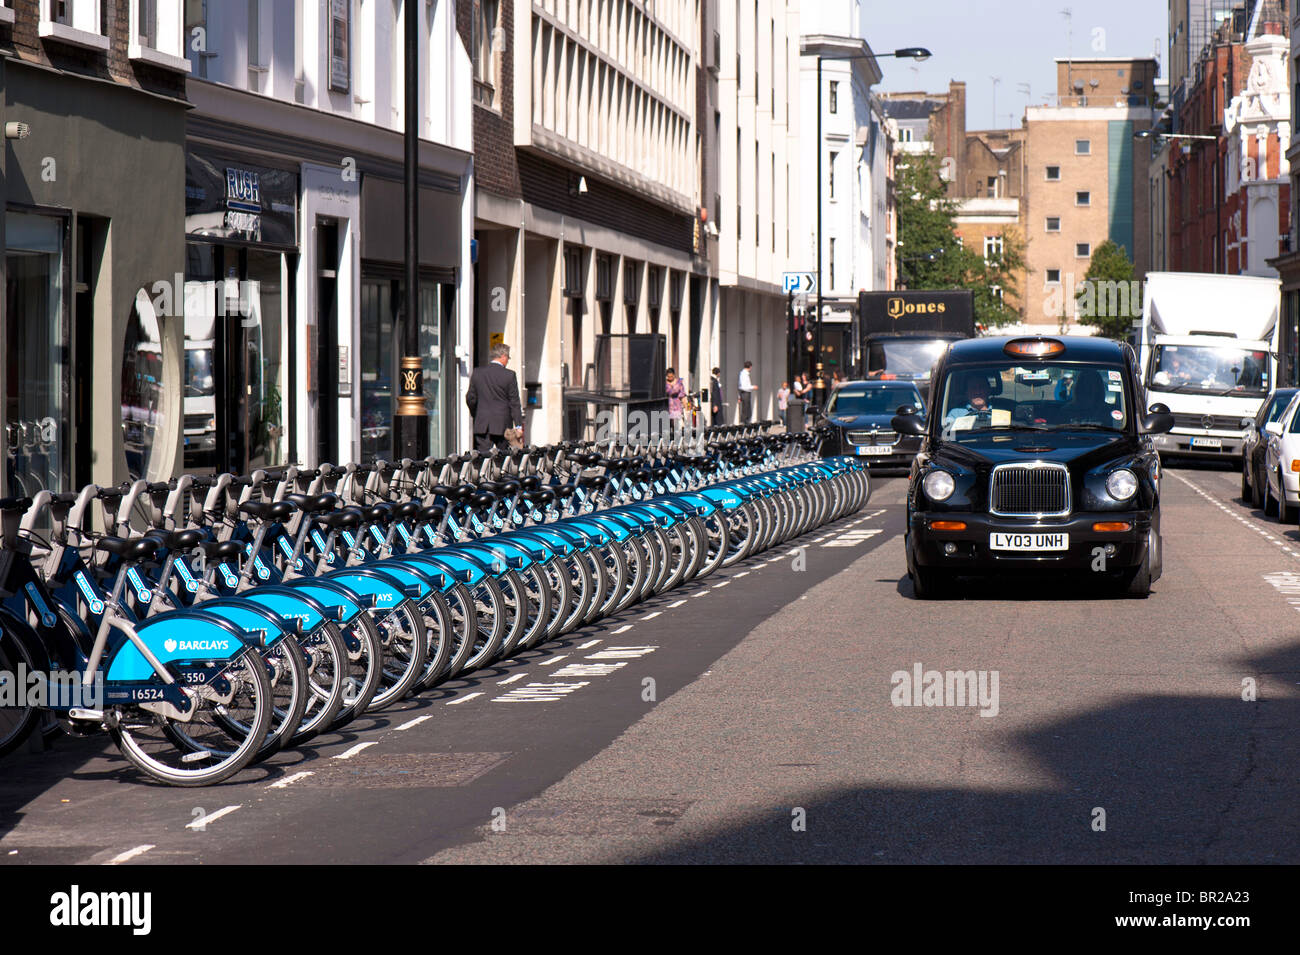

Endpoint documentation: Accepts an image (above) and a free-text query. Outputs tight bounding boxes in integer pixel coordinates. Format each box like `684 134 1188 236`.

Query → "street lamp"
899 247 945 287
811 43 932 398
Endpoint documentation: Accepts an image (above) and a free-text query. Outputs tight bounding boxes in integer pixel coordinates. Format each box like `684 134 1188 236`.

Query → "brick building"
1023 58 1157 326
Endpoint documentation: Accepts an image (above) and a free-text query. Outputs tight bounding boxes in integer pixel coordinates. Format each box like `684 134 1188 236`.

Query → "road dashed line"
187 805 241 829
105 844 154 865
497 672 528 685
1171 472 1300 560
395 715 432 732
267 771 315 789
446 693 483 706
334 742 378 759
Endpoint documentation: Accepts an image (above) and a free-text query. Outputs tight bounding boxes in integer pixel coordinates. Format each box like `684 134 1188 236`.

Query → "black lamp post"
813 45 931 399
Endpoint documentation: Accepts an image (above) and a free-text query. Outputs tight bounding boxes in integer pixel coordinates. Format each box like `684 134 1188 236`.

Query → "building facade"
469 0 710 442
797 29 883 382
2 0 189 496
1023 58 1157 325
181 0 473 472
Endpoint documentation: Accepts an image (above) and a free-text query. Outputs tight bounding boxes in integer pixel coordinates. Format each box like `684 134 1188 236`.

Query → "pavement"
2 461 1298 864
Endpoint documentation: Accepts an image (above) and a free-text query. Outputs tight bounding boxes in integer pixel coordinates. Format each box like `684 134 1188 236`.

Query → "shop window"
121 291 169 480
5 212 68 497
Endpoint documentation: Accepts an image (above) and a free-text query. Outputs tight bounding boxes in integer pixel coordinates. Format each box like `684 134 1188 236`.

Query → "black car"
818 380 926 466
892 336 1174 598
1241 387 1298 510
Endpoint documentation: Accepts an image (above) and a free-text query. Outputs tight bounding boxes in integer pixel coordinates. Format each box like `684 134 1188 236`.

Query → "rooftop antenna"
1061 7 1073 101
991 75 1001 127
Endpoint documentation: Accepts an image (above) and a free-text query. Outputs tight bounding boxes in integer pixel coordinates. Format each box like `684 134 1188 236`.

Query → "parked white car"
1263 392 1300 523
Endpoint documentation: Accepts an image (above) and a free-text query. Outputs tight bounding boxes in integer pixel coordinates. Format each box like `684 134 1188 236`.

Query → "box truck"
1135 271 1280 464
857 290 976 399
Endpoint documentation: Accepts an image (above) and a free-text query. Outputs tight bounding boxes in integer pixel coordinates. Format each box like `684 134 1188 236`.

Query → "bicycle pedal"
68 707 104 722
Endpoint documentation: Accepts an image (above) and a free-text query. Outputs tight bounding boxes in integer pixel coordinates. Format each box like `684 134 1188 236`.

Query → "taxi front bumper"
909 510 1153 573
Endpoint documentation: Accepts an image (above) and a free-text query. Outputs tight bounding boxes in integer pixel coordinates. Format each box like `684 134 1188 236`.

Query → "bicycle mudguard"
329 561 443 600
489 532 555 563
545 520 611 547
319 567 422 612
448 540 530 572
605 505 670 530
669 492 719 517
694 486 746 510
274 580 365 625
105 612 255 682
393 551 490 587
241 587 335 633
565 515 631 542
438 545 509 576
181 600 295 649
511 526 582 556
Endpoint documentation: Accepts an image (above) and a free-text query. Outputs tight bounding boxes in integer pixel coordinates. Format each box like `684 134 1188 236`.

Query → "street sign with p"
782 272 817 294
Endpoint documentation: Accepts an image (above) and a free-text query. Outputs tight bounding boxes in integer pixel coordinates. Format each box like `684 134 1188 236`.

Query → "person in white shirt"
737 361 757 422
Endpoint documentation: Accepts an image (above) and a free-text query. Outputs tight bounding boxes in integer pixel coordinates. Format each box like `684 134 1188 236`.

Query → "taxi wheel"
910 566 949 600
1124 550 1152 598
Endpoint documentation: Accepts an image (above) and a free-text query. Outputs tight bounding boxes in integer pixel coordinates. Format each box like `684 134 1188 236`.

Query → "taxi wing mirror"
896 405 918 416
891 413 927 436
1141 402 1174 435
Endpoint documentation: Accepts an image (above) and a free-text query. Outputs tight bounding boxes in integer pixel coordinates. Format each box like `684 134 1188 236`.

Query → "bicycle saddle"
284 492 339 513
316 508 362 530
394 500 420 520
200 539 245 561
97 535 162 561
418 504 444 524
145 528 203 551
239 500 295 522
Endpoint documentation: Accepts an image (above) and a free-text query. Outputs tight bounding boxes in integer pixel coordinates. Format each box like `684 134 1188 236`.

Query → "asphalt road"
3 461 1298 865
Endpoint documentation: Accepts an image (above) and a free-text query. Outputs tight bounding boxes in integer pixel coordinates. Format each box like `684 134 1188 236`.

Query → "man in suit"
466 343 523 454
710 367 724 426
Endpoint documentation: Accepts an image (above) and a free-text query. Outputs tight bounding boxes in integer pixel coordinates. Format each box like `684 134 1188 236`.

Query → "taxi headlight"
1106 468 1138 501
922 469 955 502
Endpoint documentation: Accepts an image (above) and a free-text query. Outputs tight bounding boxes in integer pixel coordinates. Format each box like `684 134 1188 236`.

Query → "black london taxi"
891 336 1174 598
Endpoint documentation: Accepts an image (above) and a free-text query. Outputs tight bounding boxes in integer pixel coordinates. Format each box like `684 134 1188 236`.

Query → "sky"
862 0 1170 129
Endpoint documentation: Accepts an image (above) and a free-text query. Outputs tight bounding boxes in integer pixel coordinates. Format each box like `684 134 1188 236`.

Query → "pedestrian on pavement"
665 367 687 434
832 370 845 390
465 342 524 455
710 367 725 425
738 360 757 422
777 381 791 428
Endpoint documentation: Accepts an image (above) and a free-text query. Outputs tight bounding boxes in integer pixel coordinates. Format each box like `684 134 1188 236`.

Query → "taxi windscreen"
939 364 1128 435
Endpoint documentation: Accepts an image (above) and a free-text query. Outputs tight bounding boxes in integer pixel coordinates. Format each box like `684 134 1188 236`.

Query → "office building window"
1076 242 1091 257
1045 216 1061 232
1046 165 1061 180
829 81 839 114
1046 269 1062 284
1076 191 1091 206
1075 139 1091 155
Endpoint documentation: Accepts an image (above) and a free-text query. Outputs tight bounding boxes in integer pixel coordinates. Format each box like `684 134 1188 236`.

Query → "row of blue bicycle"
0 422 865 786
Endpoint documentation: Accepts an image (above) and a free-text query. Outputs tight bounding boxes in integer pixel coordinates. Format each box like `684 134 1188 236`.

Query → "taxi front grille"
989 463 1070 517
846 430 897 446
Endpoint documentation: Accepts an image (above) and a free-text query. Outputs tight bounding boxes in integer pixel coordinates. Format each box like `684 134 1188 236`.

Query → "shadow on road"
627 640 1300 864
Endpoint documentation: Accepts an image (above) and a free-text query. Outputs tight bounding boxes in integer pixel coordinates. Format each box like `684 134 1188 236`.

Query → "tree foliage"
894 151 1026 330
1073 240 1138 341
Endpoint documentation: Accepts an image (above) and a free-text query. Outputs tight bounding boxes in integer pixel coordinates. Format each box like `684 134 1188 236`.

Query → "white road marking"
824 528 884 548
446 692 484 705
576 639 602 649
862 508 887 520
497 672 528 685
267 771 315 789
668 599 687 608
612 624 634 634
712 581 730 589
106 844 154 865
539 654 568 665
187 805 240 829
334 741 378 759
732 571 749 579
395 715 432 731
640 611 662 621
